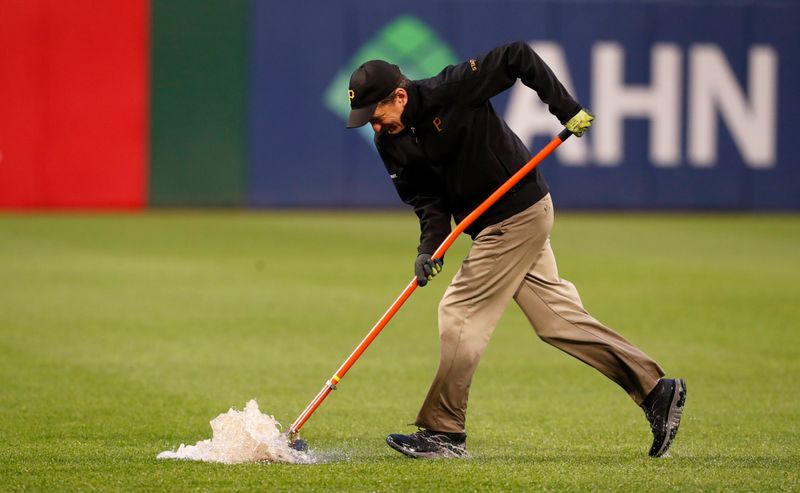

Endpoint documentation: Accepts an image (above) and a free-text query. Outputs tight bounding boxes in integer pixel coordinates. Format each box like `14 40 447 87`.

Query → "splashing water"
157 400 313 464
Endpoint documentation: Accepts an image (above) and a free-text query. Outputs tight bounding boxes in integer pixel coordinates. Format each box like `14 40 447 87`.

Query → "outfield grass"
1 211 798 492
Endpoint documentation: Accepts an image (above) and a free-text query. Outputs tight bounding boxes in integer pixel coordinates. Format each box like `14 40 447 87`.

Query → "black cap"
346 60 402 128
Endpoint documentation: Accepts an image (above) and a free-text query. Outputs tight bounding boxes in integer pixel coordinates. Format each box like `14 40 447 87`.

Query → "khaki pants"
415 194 665 433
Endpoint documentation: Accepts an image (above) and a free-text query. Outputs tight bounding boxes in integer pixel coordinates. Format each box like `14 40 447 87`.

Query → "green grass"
1 211 798 491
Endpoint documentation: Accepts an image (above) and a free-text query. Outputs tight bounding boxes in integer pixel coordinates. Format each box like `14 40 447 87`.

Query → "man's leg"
513 238 664 404
414 195 554 433
512 237 687 456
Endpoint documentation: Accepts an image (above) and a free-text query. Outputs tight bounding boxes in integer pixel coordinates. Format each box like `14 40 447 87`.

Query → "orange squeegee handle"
289 129 572 436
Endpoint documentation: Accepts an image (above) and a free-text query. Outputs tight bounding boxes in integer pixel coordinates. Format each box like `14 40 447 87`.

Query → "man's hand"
415 254 443 287
565 109 594 137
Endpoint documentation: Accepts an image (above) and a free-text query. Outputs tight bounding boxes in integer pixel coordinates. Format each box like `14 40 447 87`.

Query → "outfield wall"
0 1 148 208
1 1 798 210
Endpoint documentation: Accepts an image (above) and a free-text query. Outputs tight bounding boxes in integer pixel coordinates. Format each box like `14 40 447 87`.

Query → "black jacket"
375 41 581 255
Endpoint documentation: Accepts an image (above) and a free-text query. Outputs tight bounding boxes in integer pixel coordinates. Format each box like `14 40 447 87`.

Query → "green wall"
149 0 247 205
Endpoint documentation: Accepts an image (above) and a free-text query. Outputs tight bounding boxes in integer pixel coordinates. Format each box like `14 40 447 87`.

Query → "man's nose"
371 122 381 133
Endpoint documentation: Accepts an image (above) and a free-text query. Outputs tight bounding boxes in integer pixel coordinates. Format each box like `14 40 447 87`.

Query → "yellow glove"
565 109 594 137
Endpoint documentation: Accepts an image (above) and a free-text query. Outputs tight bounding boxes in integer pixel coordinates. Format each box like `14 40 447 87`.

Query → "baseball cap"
346 60 402 128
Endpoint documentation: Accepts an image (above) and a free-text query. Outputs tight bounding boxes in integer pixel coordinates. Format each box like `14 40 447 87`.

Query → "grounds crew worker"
345 41 686 459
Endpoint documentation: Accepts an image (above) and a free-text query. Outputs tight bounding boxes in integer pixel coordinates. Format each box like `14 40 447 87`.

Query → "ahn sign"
506 42 777 170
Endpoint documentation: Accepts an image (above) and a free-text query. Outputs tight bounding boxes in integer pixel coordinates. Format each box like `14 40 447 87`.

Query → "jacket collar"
400 82 423 129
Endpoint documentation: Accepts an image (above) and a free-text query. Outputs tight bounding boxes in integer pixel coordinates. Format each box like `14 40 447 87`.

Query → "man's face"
369 88 407 135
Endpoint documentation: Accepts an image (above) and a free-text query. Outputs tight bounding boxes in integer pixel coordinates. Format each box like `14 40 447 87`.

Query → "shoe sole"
385 436 466 459
651 378 687 457
386 436 422 458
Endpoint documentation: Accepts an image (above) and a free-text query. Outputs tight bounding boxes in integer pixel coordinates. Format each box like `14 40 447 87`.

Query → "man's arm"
406 193 451 256
433 41 582 124
375 140 451 256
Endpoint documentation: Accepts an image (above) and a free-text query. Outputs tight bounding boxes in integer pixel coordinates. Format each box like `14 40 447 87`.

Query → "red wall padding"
0 0 148 208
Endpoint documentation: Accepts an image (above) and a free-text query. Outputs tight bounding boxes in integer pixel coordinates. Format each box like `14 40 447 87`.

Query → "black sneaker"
386 429 467 458
642 378 687 457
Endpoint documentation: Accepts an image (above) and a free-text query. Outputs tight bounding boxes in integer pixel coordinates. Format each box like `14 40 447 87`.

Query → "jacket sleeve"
376 140 451 256
435 41 581 124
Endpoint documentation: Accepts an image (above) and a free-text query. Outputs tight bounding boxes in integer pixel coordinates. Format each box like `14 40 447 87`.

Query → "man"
345 41 686 459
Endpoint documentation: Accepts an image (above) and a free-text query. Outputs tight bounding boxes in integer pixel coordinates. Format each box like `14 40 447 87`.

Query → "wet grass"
1 211 798 491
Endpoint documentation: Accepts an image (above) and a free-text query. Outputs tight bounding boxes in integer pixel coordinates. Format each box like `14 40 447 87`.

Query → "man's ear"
395 88 408 107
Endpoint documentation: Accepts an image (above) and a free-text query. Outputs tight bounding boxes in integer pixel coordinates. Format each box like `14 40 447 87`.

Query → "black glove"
415 254 443 287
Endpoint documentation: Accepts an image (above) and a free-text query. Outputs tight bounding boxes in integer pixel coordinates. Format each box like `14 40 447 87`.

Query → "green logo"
323 15 459 142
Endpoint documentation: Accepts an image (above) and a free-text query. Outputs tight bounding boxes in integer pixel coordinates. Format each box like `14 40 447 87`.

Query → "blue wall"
248 1 800 209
